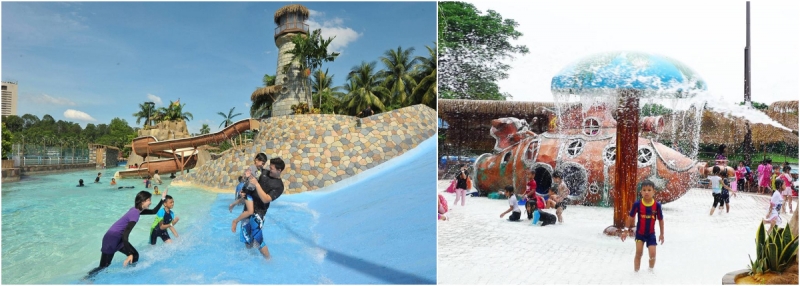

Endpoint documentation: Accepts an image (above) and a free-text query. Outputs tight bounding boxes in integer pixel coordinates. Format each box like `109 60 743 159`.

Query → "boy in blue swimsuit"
621 180 665 272
150 194 179 245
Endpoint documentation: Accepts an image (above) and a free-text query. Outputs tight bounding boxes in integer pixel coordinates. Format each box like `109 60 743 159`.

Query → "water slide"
116 119 259 178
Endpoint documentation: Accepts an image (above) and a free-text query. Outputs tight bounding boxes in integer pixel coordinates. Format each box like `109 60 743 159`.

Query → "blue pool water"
1 137 436 284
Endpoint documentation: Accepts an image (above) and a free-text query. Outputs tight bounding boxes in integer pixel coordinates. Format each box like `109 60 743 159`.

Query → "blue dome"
551 52 707 98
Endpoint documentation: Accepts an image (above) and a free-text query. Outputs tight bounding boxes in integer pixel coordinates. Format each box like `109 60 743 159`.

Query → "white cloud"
245 102 251 108
307 11 361 54
147 94 163 106
30 93 76 106
63 109 96 122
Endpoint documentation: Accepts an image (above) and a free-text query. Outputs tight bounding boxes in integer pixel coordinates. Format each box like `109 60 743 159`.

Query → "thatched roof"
274 4 309 24
439 99 556 153
251 85 282 102
438 99 556 122
769 100 798 114
662 109 797 147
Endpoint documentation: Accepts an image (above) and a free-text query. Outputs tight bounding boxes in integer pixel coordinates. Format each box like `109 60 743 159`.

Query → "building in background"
1 81 19 116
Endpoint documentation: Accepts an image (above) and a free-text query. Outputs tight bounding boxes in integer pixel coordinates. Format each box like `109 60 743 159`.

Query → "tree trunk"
606 89 640 236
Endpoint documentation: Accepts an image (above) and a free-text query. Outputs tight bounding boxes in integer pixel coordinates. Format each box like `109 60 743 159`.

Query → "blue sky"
1 2 436 133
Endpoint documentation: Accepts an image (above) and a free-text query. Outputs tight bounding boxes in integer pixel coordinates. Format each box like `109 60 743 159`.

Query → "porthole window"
566 139 585 157
589 183 600 194
583 118 601 136
603 145 616 165
637 147 655 167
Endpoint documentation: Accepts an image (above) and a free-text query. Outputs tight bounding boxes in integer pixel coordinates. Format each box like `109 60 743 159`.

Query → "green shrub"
749 222 798 275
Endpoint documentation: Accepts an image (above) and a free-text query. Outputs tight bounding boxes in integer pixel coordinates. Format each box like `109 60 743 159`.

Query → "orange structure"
117 119 259 178
473 103 705 207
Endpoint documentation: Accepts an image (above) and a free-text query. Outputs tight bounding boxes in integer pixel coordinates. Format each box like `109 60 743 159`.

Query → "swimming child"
95 172 102 183
144 176 151 189
78 179 85 187
153 186 160 195
620 179 664 272
110 178 117 186
85 189 168 280
150 193 179 245
499 185 522 221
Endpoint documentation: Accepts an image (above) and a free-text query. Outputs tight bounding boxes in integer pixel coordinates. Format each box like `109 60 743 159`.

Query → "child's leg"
453 189 461 206
710 194 719 215
634 240 645 272
260 245 271 259
458 189 466 206
556 207 563 223
647 245 657 269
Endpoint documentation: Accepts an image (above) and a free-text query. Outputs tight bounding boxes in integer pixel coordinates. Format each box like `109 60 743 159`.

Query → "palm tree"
263 74 276 87
199 124 211 135
379 46 419 108
311 69 344 114
165 101 193 122
410 44 437 109
341 61 389 116
283 29 340 109
218 107 242 128
132 102 157 127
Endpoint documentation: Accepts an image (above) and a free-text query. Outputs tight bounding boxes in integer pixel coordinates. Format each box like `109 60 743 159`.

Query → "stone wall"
17 163 96 175
177 104 436 194
2 168 20 182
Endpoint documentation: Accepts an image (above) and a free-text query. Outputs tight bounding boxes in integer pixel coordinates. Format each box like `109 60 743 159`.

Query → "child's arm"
231 200 254 233
499 206 513 218
620 215 634 241
658 219 665 244
169 225 179 238
229 197 245 212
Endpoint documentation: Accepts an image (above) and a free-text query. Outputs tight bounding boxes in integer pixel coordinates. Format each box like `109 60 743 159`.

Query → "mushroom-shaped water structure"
551 51 707 236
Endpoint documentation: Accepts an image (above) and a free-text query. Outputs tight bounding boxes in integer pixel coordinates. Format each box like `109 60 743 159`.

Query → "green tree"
283 29 340 109
438 1 528 100
133 102 158 127
199 124 211 135
410 44 438 109
20 114 40 129
2 115 24 132
83 123 97 142
2 122 13 159
158 101 193 122
311 69 344 114
341 61 389 116
380 46 419 108
641 103 673 116
263 74 276 86
218 107 242 128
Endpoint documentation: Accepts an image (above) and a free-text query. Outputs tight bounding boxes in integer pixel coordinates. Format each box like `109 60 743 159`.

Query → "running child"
85 189 168 280
764 180 785 232
150 193 179 245
708 166 732 215
499 185 522 221
620 179 664 272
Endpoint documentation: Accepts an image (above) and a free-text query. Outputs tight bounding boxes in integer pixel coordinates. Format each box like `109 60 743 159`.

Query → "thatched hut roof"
662 109 797 147
250 85 282 102
274 4 309 24
769 100 798 114
438 99 556 153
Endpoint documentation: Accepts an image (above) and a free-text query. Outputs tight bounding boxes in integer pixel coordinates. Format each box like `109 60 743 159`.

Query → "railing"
274 22 309 37
20 156 91 166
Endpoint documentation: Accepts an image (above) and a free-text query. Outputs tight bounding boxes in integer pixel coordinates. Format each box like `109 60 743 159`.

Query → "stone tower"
272 4 312 117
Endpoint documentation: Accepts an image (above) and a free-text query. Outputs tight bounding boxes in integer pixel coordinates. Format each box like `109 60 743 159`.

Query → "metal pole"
744 1 751 103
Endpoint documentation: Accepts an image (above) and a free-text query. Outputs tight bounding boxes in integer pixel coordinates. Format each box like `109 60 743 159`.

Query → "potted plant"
724 221 798 284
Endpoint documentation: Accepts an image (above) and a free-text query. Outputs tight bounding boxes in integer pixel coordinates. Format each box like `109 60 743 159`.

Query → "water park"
437 2 798 284
2 3 437 284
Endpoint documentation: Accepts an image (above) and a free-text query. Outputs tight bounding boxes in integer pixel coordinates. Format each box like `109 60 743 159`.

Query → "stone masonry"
177 104 436 194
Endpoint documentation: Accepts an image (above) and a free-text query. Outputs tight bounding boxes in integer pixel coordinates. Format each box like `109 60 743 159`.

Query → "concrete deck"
437 180 796 284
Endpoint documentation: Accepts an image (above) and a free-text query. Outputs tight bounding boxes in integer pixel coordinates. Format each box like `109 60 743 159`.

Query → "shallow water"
2 137 437 284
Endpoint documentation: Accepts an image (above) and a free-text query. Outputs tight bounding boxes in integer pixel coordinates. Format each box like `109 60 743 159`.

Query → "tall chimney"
744 1 751 103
